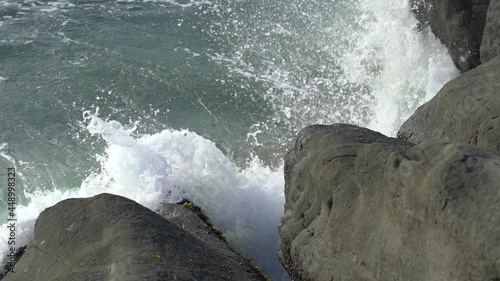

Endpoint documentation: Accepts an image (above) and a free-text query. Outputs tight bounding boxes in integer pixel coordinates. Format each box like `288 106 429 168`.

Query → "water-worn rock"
397 56 500 151
278 124 500 281
410 0 490 71
156 202 239 264
1 193 264 281
481 0 500 63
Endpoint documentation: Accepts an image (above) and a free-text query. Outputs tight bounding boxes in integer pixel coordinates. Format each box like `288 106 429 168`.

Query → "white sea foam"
40 7 58 12
0 143 15 165
0 112 284 269
340 0 459 136
206 0 458 138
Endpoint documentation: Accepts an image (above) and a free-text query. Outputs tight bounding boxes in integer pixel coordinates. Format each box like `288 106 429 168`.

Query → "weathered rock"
410 0 490 71
156 202 277 280
278 124 500 281
481 0 500 63
398 56 500 151
2 193 264 281
156 202 238 264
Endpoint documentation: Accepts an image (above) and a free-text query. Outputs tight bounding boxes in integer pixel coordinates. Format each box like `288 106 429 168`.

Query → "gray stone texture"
278 124 500 281
398 56 500 151
410 0 490 71
2 193 264 281
481 0 500 63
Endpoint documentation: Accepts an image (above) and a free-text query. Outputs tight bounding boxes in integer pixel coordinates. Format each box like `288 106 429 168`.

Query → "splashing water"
340 0 459 134
0 0 459 279
0 111 287 278
204 0 458 139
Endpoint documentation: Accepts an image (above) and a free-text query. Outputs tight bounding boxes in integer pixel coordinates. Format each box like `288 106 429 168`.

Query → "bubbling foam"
0 112 285 276
341 0 459 135
204 0 458 138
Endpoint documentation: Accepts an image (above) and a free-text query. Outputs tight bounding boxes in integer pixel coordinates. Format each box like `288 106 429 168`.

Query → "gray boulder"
2 193 264 281
278 124 500 281
397 56 500 151
481 0 500 63
410 0 490 71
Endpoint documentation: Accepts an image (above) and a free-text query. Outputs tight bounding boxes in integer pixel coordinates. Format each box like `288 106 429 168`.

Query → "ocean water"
0 0 458 279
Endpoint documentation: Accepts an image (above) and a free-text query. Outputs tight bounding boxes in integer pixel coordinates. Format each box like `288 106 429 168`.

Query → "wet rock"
481 0 500 63
410 0 490 71
155 201 260 277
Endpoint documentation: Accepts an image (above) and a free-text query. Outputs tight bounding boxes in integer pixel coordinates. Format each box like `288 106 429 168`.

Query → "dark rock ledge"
410 0 490 72
0 194 270 281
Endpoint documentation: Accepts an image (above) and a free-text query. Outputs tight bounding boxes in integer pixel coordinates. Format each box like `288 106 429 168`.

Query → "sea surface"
0 0 458 279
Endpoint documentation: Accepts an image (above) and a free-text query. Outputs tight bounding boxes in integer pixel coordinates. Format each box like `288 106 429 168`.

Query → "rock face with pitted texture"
1 193 265 281
410 0 490 71
278 124 500 281
398 56 500 151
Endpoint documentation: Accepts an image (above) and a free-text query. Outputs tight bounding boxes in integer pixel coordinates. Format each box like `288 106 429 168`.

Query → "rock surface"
398 56 500 151
278 124 500 281
156 202 241 266
481 0 500 63
410 0 490 71
1 193 265 281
